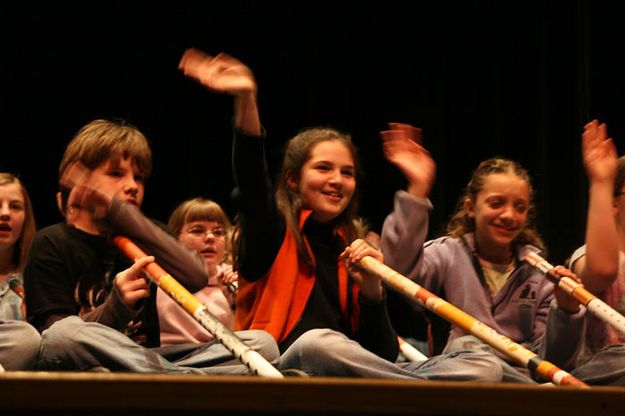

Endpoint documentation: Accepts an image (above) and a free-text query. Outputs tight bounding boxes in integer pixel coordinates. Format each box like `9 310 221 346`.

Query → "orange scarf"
235 210 360 342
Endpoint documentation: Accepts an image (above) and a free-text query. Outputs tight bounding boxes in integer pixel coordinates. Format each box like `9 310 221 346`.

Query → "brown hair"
58 119 152 213
446 158 544 249
0 173 36 272
168 198 233 263
275 127 365 265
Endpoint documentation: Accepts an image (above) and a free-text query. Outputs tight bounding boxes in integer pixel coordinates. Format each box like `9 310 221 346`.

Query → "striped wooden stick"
113 236 283 378
525 252 625 337
357 256 587 387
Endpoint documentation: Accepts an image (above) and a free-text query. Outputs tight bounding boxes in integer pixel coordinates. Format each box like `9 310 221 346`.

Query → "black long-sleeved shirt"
233 128 398 360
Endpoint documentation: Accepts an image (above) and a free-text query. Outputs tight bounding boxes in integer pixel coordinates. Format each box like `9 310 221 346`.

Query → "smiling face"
0 183 26 253
178 220 227 269
465 173 530 260
292 140 356 223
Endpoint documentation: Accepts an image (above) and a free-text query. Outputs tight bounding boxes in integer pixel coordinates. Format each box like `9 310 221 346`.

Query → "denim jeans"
279 329 503 381
0 319 41 371
37 316 279 374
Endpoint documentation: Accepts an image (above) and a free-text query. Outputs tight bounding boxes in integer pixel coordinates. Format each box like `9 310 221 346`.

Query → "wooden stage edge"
2 371 624 416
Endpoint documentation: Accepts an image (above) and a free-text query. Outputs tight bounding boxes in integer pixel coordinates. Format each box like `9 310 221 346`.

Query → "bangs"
184 202 229 225
107 134 152 178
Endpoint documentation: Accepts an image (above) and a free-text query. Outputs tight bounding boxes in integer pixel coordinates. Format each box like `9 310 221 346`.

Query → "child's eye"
134 174 145 184
341 169 355 178
315 164 331 172
488 200 504 208
515 203 528 213
9 201 24 211
187 226 206 235
107 170 124 178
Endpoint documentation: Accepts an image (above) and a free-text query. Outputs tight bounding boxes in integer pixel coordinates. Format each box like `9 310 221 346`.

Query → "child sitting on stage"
157 197 238 345
567 119 625 385
24 119 278 373
0 173 41 371
380 123 584 382
179 48 503 381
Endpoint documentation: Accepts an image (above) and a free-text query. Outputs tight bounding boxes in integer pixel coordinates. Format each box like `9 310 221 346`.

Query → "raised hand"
179 48 261 135
582 119 617 185
380 122 436 198
178 48 257 97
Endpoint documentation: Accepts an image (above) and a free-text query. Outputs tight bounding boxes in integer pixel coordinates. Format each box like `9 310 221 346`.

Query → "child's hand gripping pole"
356 255 588 387
113 236 283 378
525 252 625 338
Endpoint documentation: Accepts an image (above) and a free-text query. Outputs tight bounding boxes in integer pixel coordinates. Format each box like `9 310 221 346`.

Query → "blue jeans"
571 343 625 386
37 316 279 374
0 320 41 371
279 329 503 381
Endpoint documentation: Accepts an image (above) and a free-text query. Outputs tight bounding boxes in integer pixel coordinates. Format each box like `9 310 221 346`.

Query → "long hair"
168 198 233 263
0 173 36 272
446 158 544 249
275 127 365 265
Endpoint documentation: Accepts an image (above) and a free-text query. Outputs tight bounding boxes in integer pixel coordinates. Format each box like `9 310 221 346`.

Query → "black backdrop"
2 1 625 338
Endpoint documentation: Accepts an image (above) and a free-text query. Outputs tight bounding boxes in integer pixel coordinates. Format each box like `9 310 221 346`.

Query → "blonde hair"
0 173 36 272
446 158 544 249
168 198 233 263
274 127 365 265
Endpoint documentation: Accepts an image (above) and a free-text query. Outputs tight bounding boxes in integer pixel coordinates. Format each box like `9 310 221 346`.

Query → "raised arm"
178 48 260 136
380 123 436 278
572 119 618 293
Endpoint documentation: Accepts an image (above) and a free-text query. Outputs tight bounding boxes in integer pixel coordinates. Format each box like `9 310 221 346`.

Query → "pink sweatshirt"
157 263 235 346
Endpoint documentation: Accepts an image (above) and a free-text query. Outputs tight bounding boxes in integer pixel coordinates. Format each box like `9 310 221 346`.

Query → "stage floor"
2 371 624 415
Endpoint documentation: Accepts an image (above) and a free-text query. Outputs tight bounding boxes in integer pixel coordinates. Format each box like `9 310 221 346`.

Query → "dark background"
2 1 625 338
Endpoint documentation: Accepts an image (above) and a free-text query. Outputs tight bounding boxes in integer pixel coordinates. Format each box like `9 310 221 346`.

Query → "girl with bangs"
157 198 238 345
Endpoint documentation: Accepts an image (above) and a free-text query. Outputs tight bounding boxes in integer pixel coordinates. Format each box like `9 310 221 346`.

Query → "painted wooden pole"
358 256 587 387
525 252 625 338
113 236 283 378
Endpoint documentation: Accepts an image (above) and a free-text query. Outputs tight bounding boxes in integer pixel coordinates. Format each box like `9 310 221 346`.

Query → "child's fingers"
130 256 155 275
584 119 598 130
380 129 404 142
388 123 423 144
118 256 154 284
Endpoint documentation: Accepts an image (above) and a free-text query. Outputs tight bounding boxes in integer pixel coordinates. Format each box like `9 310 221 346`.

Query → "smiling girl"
380 124 584 382
178 48 502 380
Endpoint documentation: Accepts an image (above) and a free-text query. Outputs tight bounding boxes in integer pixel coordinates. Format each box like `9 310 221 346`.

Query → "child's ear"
286 172 298 190
464 198 475 218
56 191 66 217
